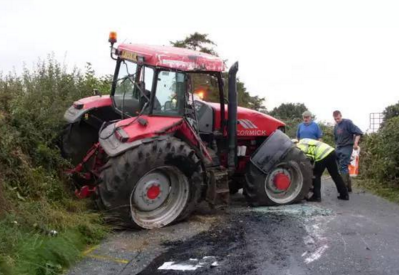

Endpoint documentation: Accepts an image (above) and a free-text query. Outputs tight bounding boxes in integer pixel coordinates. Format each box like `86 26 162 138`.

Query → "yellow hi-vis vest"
297 139 334 162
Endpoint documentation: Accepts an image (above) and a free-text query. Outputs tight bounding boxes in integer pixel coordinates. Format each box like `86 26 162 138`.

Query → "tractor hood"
205 102 286 137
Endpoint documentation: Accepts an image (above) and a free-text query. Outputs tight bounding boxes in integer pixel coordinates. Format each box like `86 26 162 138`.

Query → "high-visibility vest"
297 139 334 162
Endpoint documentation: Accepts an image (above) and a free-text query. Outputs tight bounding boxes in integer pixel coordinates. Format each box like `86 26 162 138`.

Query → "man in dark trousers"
296 139 349 202
333 110 363 192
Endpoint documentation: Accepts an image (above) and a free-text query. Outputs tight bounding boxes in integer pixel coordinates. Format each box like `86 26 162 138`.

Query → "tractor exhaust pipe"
227 62 239 171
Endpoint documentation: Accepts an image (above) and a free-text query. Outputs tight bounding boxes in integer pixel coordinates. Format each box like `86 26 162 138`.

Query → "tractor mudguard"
64 96 112 123
99 116 213 162
98 122 146 157
64 105 88 123
250 130 294 175
99 116 184 157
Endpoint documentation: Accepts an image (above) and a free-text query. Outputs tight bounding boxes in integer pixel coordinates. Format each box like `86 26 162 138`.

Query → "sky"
2 0 399 131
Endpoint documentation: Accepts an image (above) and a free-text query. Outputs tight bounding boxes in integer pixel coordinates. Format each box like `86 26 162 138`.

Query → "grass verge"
0 200 108 275
355 178 399 205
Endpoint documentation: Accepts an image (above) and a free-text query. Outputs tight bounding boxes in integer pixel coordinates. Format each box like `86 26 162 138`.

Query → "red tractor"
61 32 312 229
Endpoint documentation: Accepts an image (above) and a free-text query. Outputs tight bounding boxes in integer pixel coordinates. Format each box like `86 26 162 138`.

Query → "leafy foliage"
382 101 399 125
0 57 109 274
171 32 217 55
266 103 308 138
279 118 302 139
268 103 308 120
318 122 335 146
360 116 399 187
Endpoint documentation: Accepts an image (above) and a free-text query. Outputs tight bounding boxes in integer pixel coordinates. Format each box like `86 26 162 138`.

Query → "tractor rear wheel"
60 122 98 166
97 137 204 229
244 147 312 206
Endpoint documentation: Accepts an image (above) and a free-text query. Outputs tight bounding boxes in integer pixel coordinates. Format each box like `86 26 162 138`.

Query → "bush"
0 58 110 274
281 118 301 139
318 122 335 147
360 116 399 187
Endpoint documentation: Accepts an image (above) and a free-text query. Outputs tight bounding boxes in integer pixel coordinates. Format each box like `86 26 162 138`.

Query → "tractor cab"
109 41 226 124
112 59 185 118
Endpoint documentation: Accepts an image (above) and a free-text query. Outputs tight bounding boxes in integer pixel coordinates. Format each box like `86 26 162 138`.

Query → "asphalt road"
68 179 399 275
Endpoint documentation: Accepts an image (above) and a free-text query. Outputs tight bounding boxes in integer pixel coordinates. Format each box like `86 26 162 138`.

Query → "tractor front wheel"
244 147 312 206
97 137 204 229
60 122 98 166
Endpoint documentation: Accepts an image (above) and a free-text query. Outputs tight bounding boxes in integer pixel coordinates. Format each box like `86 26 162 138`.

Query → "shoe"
307 196 321 202
337 194 349 200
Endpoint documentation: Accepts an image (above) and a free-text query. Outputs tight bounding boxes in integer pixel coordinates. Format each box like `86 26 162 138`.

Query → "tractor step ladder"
206 167 230 208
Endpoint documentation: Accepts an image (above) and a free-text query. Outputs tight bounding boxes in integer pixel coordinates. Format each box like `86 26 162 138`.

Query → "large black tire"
97 137 204 229
60 122 98 166
244 147 312 206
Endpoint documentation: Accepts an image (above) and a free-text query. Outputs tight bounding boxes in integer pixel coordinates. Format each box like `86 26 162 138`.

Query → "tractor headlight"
115 128 129 143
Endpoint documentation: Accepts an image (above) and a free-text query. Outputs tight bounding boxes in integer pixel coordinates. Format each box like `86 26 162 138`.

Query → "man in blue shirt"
333 110 363 192
297 111 323 140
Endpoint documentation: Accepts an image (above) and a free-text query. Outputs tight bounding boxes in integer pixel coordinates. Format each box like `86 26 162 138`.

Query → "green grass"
0 224 81 275
355 179 399 204
0 195 108 275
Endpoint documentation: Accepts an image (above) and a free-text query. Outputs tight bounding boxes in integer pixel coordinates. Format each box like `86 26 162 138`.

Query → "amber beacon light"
108 31 117 45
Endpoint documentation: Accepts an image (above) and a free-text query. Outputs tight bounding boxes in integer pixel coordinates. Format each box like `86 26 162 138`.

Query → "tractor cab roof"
117 43 225 72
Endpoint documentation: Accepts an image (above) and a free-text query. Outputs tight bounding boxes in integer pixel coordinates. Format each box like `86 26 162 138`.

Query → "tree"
171 32 217 56
170 33 266 112
268 103 308 120
318 122 335 146
383 101 399 123
268 103 310 138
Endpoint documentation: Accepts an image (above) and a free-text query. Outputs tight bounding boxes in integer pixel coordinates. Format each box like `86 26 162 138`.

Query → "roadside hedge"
360 116 399 187
0 58 110 275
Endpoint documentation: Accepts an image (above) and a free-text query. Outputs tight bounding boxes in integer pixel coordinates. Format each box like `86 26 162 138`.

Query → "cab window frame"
149 69 186 117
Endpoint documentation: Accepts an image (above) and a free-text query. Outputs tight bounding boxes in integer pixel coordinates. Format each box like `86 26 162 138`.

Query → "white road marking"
303 235 315 245
338 232 347 253
305 245 329 264
302 213 336 264
211 261 219 267
158 256 218 271
158 261 201 271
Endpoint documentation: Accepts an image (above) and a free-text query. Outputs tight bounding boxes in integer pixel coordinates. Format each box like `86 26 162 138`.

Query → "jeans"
313 151 349 198
335 146 353 174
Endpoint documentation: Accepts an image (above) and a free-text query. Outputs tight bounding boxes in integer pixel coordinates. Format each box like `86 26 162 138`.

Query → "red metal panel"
116 116 212 161
118 44 225 72
205 102 286 137
74 95 112 110
116 116 183 142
